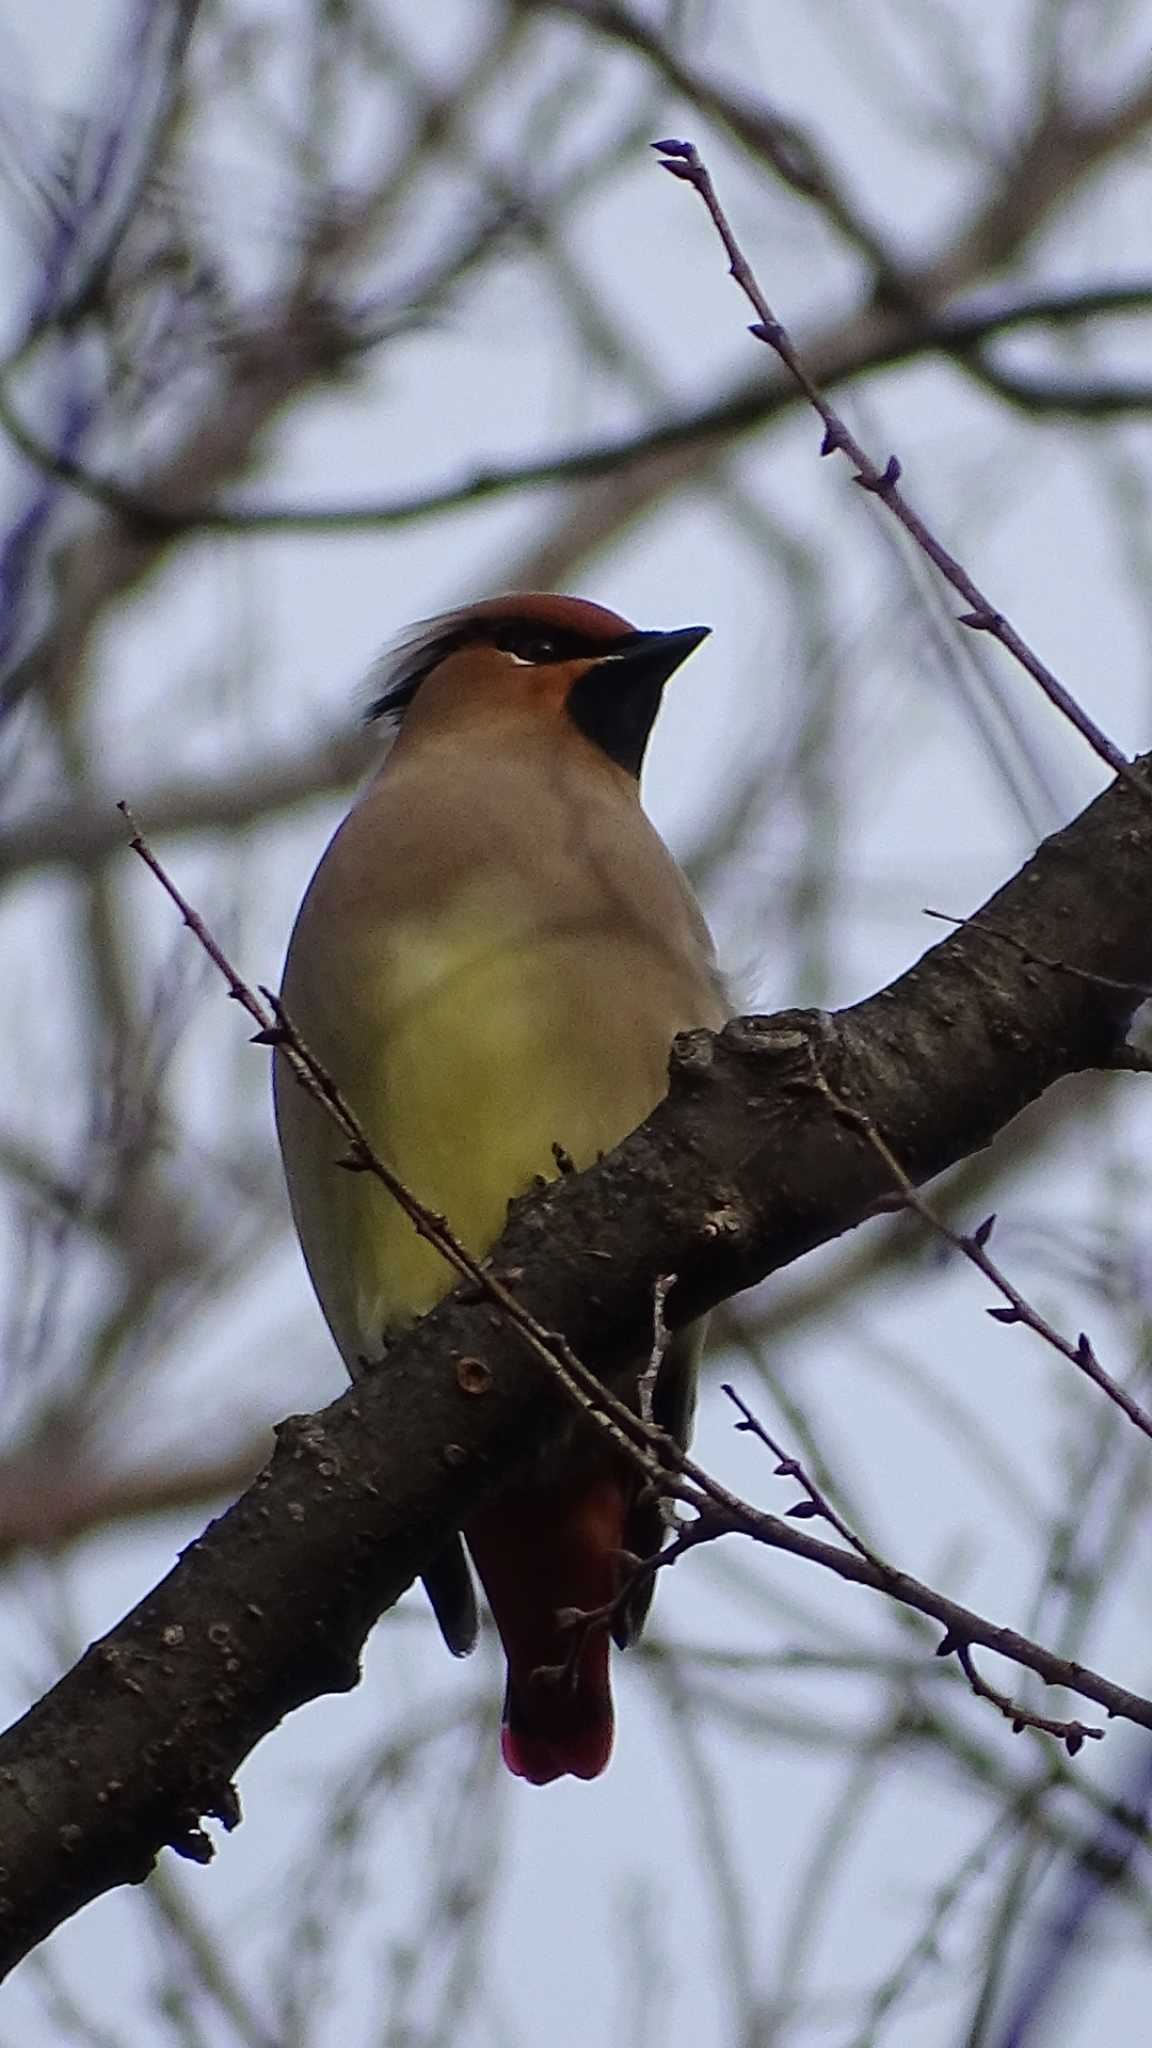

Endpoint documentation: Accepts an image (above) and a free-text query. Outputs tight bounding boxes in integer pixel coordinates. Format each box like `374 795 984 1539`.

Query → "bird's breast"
279 866 721 1365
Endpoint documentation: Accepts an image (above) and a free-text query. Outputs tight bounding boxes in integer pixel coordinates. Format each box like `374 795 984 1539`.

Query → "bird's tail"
465 1471 627 1786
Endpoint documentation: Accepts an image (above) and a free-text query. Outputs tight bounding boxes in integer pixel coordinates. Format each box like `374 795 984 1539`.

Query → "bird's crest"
364 593 636 725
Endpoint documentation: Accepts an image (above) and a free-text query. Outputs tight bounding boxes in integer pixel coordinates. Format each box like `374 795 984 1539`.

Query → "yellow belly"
280 898 714 1366
351 923 686 1344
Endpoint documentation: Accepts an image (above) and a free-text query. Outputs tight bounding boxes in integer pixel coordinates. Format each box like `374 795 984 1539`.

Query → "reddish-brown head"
368 591 710 777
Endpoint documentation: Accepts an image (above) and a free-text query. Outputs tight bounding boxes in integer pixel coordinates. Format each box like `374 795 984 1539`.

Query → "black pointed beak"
609 624 711 690
566 624 711 776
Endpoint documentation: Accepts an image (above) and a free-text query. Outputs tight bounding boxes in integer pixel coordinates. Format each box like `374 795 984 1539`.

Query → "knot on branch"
670 1008 841 1093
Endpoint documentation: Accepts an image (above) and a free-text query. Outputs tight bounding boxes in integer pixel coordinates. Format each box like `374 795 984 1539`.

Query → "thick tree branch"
0 751 1150 1971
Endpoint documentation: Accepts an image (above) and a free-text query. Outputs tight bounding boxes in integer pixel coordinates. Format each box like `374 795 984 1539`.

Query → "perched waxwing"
275 592 726 1783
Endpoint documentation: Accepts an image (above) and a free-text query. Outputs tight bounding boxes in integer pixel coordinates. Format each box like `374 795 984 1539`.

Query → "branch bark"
0 751 1150 1973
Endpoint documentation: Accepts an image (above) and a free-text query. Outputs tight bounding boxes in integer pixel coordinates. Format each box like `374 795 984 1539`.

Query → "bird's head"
366 592 710 778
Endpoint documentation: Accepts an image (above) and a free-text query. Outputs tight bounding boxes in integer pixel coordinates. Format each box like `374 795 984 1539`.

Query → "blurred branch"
5 24 1152 771
508 0 903 280
987 1742 1152 2047
143 1861 278 2048
923 63 1152 298
0 1440 268 1561
25 0 203 338
653 1642 761 2043
0 728 370 878
4 282 1152 549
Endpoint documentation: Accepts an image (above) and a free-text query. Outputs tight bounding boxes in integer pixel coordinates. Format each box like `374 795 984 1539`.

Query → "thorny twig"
924 906 1152 1001
724 1383 1101 1752
654 139 1151 807
805 1064 1152 1446
722 1382 885 1568
947 1638 1101 1756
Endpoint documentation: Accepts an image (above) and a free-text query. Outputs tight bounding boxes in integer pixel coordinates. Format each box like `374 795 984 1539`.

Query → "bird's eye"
495 629 564 664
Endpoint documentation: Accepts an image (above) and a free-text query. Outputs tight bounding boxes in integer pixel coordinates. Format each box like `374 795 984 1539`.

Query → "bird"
274 591 726 1785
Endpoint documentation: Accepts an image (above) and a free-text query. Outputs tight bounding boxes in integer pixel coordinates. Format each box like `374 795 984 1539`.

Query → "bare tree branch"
0 744 1151 1969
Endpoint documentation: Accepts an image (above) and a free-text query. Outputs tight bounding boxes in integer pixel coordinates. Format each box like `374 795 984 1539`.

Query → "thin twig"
722 1382 885 1569
723 1384 1101 1751
924 906 1152 1001
600 1408 1152 1736
950 1639 1101 1756
805 1061 1152 1446
546 1517 711 1688
638 1272 676 1427
637 1271 682 1538
654 139 1151 806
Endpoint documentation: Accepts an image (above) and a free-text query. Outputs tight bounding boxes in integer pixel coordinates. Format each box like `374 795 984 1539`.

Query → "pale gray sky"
3 3 1152 2044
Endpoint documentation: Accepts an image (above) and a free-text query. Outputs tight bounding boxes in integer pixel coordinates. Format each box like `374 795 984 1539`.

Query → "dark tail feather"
422 1535 479 1656
465 1471 626 1785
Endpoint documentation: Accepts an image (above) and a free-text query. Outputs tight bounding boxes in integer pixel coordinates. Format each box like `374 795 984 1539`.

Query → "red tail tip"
501 1707 614 1786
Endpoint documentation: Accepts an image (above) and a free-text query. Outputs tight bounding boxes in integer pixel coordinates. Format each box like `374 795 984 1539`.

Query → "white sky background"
3 1 1152 2044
